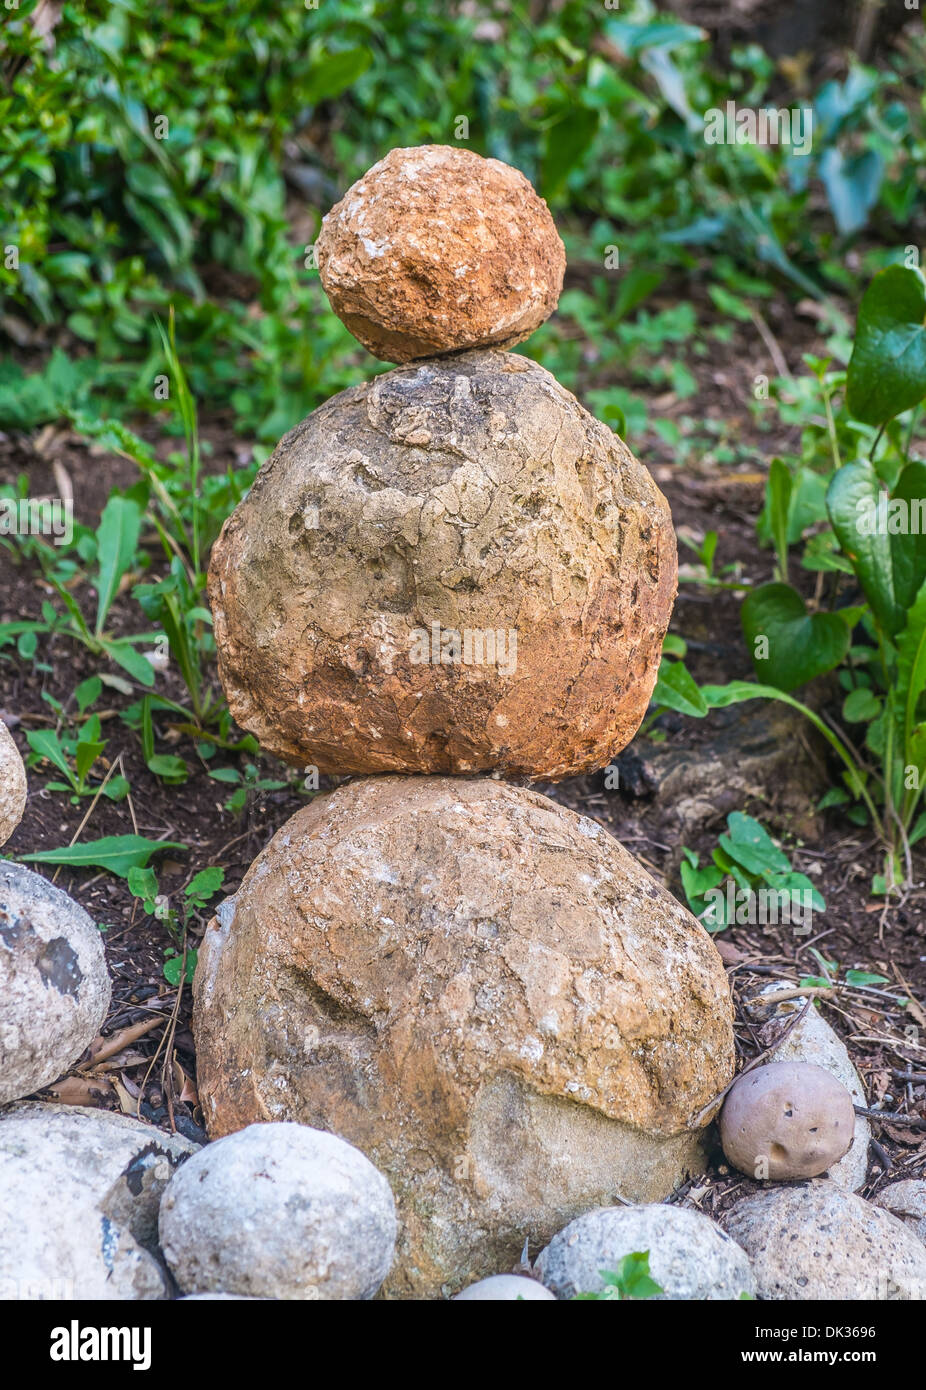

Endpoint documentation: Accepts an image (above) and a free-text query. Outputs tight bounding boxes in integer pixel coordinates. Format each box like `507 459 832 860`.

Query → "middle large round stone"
209 349 676 779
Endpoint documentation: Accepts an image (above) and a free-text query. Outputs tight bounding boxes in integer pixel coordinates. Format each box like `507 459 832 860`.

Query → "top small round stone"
316 145 565 362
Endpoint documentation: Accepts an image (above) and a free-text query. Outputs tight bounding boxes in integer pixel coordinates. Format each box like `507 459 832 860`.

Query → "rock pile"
199 145 733 1297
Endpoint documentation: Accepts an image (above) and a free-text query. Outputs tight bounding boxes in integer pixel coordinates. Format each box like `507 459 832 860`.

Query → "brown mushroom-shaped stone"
316 145 565 362
720 1061 856 1181
0 717 26 847
208 350 676 781
193 776 736 1297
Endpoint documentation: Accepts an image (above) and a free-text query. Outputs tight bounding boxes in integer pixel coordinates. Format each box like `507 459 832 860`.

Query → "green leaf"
742 583 849 691
719 812 792 878
651 659 708 717
94 497 141 634
74 676 102 712
26 729 73 782
845 969 890 987
842 687 882 723
542 107 599 200
767 458 792 579
302 48 372 104
147 753 188 783
74 738 104 785
127 865 158 903
19 835 186 880
896 578 926 766
828 459 926 637
164 949 197 986
105 640 156 687
186 866 225 902
846 265 926 425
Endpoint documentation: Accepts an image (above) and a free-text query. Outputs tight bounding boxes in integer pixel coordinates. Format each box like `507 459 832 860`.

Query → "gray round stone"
453 1274 556 1301
535 1204 755 1300
725 1180 926 1299
0 862 111 1103
159 1122 397 1300
0 1103 195 1299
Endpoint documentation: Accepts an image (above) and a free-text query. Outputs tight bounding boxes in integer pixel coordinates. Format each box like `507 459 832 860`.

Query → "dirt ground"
2 284 923 1209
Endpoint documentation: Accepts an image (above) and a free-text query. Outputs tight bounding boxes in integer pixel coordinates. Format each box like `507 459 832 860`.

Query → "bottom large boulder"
193 776 735 1298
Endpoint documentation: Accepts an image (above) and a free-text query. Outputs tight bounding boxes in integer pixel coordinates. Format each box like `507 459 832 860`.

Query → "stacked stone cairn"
197 145 740 1297
2 151 925 1302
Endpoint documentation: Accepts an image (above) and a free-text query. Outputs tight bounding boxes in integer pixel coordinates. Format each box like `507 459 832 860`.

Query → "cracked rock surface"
0 862 111 1104
0 1103 195 1299
193 775 734 1298
316 145 565 362
209 350 676 780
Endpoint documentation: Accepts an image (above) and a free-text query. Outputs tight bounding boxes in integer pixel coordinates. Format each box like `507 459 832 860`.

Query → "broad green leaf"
542 107 599 200
842 687 882 723
94 497 141 634
742 582 849 690
819 147 883 237
301 48 371 104
164 949 197 986
74 676 102 712
827 461 899 634
651 659 708 717
846 265 926 425
127 865 158 903
74 738 104 784
719 812 791 878
187 866 225 901
147 754 189 783
845 969 889 987
19 835 186 880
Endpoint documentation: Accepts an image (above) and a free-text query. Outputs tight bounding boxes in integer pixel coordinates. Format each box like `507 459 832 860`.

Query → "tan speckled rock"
208 350 676 780
0 719 26 846
724 1181 926 1300
316 146 565 362
193 776 735 1299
